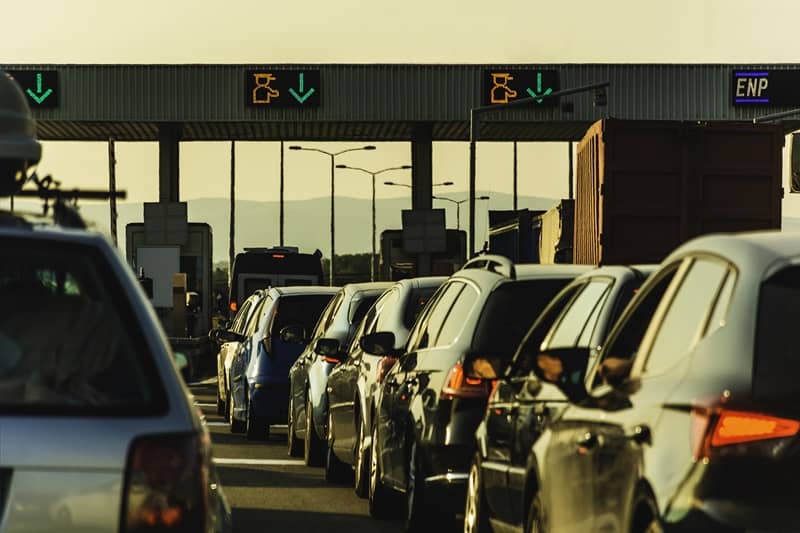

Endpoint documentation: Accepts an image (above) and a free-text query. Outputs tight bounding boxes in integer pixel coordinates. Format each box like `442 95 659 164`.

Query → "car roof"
573 264 659 282
393 276 448 291
665 231 800 273
343 281 394 296
451 260 593 288
273 286 341 297
0 216 110 246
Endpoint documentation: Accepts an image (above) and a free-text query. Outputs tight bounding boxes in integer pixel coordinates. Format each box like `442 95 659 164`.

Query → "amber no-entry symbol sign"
245 69 321 108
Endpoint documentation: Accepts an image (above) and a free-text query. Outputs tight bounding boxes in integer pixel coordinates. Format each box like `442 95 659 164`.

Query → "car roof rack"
462 254 516 280
2 172 126 230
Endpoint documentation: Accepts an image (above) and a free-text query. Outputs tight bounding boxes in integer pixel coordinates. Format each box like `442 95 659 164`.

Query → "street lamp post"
336 164 412 281
433 195 490 231
383 180 454 189
289 144 376 285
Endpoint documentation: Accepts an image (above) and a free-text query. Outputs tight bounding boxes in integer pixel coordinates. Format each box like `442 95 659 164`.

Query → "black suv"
369 256 590 530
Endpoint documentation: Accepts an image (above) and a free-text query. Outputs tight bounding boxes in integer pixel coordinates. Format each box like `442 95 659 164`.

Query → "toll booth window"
0 241 166 414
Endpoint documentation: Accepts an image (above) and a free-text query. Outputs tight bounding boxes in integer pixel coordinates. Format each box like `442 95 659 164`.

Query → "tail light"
376 356 397 384
229 301 237 313
122 433 209 532
692 408 800 461
441 361 493 400
322 356 340 364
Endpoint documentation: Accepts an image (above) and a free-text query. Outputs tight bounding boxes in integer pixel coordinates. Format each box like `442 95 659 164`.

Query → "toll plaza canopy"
5 63 800 142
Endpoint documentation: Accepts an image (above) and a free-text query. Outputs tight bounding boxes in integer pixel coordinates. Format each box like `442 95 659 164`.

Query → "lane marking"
188 378 217 386
213 458 305 466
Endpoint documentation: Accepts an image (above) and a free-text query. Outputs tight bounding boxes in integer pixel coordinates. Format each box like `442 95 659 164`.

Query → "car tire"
229 391 245 434
287 395 303 457
246 397 268 440
464 456 491 533
216 391 225 417
369 422 393 519
304 394 324 467
404 438 429 532
525 494 543 533
325 409 351 483
354 414 369 498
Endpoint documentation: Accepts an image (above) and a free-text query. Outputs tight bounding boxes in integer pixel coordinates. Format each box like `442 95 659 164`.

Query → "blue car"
228 286 338 439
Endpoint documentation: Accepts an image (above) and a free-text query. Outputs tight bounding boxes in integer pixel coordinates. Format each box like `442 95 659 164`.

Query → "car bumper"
250 382 290 423
419 442 473 513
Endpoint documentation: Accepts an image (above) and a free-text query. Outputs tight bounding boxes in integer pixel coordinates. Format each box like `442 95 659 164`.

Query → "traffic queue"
212 229 800 533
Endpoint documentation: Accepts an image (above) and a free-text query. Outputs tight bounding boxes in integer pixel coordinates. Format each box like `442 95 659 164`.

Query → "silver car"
0 216 232 532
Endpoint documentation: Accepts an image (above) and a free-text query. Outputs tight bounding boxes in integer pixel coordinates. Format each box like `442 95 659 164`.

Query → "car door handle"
627 425 652 446
576 432 601 453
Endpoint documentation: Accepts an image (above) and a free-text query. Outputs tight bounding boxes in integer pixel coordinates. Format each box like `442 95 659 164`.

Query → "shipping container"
574 119 783 265
539 200 574 264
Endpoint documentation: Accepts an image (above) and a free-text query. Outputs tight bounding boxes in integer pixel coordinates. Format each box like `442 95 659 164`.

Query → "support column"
411 123 433 276
158 124 181 203
108 139 117 246
568 141 574 200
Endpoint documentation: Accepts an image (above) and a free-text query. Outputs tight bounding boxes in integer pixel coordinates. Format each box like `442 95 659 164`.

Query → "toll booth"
379 229 467 280
126 221 213 338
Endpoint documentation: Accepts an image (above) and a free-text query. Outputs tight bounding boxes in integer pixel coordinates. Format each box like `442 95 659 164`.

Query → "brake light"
712 410 799 447
441 361 492 400
122 433 209 532
376 356 397 384
229 301 237 313
322 356 340 364
272 253 285 259
692 408 800 460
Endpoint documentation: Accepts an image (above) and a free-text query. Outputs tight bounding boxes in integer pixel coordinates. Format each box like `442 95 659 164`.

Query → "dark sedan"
370 256 589 530
465 265 654 533
325 276 446 492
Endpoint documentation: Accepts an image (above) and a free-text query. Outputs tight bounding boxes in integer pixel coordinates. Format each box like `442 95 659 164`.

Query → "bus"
228 247 324 314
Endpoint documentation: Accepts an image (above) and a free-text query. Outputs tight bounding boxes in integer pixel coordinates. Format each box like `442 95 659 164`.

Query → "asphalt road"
190 380 404 533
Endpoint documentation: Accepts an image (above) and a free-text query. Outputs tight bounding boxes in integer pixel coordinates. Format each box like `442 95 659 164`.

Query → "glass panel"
0 241 165 412
547 279 612 349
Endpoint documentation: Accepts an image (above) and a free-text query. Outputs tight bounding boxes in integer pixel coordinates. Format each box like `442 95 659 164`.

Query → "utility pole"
108 138 118 246
229 141 236 276
513 141 518 211
280 141 285 246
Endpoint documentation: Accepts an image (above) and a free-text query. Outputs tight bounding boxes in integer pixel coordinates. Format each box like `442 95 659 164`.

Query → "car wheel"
304 394 324 466
464 456 491 533
404 438 428 532
287 395 302 457
369 422 393 519
325 409 351 483
216 390 225 417
246 396 268 440
229 390 245 434
354 414 369 498
525 494 542 533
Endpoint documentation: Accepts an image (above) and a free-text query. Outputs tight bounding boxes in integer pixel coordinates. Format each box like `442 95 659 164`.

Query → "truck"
573 119 783 265
487 201 574 264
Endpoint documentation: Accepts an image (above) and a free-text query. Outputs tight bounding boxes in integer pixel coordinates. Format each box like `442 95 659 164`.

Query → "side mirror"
531 347 591 402
217 330 247 344
464 356 499 380
280 324 306 344
360 331 396 356
314 338 341 359
223 320 233 330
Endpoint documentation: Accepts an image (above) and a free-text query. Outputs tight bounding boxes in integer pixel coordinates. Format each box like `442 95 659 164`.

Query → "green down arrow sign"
526 72 553 103
26 73 53 105
289 73 316 104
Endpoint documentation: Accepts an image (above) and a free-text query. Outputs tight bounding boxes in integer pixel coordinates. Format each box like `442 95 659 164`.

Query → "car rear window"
0 239 167 415
473 278 572 365
271 294 335 338
754 266 800 405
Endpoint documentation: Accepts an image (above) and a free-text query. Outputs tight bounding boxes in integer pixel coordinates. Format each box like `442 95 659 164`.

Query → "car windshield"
0 239 165 414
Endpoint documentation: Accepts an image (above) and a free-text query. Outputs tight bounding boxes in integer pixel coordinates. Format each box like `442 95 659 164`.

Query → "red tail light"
229 301 237 313
122 433 209 532
376 356 397 384
441 361 492 400
322 356 340 364
692 408 800 460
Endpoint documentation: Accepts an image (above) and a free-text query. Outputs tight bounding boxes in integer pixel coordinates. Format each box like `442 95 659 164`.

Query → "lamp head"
288 145 302 151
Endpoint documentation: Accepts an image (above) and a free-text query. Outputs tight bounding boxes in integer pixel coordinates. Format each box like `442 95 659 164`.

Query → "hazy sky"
3 0 800 215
